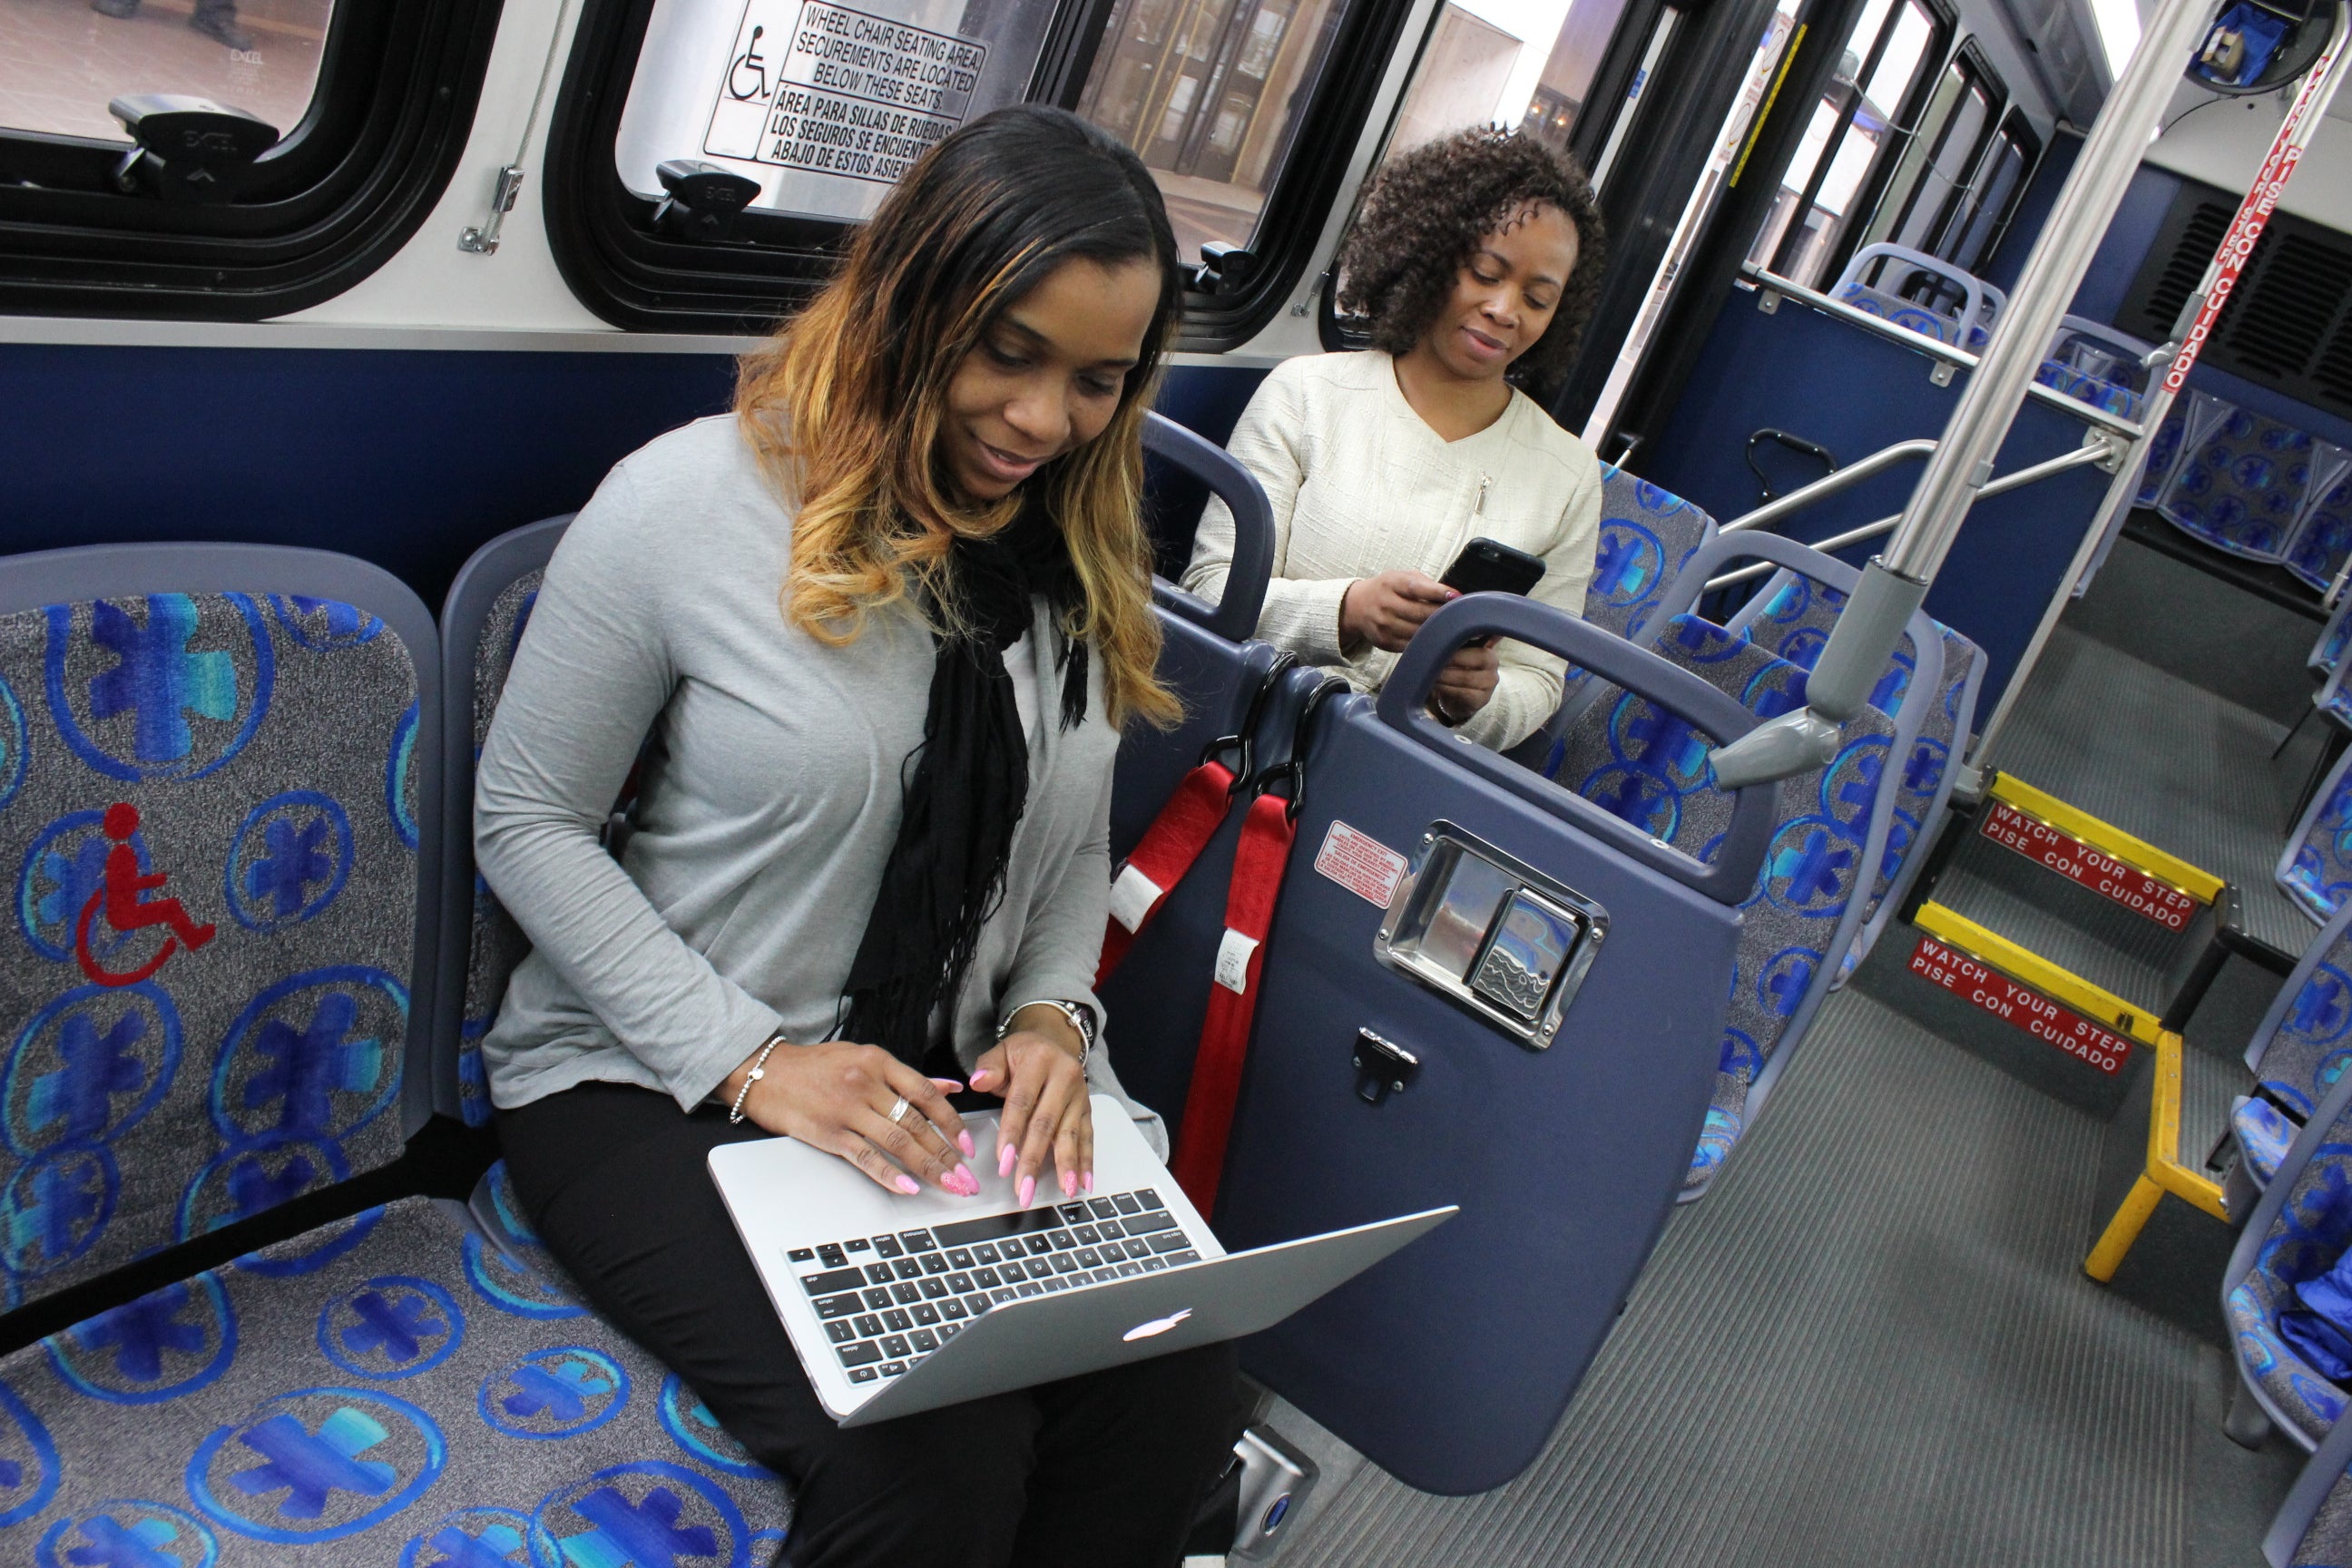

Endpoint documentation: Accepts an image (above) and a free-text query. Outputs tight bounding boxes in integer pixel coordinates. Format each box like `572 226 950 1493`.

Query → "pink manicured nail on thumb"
968 1068 995 1090
929 1078 965 1092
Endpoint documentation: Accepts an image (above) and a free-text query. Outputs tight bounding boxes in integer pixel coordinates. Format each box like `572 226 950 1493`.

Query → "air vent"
2121 180 2352 416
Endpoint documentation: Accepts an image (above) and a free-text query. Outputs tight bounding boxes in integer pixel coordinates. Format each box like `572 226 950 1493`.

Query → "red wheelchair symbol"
75 802 214 987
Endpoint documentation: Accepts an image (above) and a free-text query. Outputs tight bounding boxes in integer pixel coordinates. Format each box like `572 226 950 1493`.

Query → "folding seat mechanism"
1373 824 1608 1049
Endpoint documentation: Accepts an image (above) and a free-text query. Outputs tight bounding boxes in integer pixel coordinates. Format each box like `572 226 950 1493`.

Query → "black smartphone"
1442 536 1546 597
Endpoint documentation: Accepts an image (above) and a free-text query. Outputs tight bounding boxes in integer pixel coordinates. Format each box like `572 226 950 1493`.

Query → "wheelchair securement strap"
1096 760 1240 984
1169 789 1297 1214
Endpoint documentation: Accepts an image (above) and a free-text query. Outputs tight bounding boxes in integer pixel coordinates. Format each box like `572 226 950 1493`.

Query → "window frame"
0 0 505 320
1866 38 2001 267
1938 105 2038 272
540 0 1417 341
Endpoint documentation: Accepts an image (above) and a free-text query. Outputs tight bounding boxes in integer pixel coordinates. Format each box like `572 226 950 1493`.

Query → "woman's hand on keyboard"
971 1011 1093 1208
724 1040 980 1198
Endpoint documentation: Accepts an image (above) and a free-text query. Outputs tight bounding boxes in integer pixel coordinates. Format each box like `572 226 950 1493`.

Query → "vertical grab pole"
1966 3 2352 771
1709 0 2232 788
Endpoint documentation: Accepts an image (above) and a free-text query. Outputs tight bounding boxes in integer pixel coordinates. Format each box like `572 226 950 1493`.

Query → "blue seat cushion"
2283 764 2352 924
2239 1096 2301 1189
2230 1130 2352 1445
0 1196 791 1562
1833 282 1961 346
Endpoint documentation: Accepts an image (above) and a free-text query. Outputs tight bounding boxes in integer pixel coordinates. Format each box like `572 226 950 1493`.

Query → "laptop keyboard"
785 1189 1203 1385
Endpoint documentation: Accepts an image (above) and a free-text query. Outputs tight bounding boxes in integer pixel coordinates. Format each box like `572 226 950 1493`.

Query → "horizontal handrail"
1703 439 2118 590
1740 265 2147 443
1720 438 1938 535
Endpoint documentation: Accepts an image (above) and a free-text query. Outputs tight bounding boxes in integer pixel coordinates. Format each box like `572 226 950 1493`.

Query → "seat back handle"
1143 411 1273 644
1377 595 1774 905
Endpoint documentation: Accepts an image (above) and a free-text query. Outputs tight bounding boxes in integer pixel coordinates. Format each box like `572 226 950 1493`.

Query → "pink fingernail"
895 1175 921 1195
969 1069 995 1090
998 1144 1017 1179
958 1131 976 1159
930 1077 965 1092
953 1163 976 1192
1060 1169 1076 1198
1018 1174 1035 1209
1083 1171 1095 1194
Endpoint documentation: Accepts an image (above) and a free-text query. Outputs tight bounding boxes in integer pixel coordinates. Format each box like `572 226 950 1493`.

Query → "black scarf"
839 501 1090 1067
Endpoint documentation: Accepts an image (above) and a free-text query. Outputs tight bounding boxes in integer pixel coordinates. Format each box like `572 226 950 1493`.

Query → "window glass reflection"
0 0 328 143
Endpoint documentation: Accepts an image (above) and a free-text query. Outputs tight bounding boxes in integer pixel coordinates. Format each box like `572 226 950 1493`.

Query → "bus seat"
1829 243 1994 350
436 514 572 1132
2289 466 2352 596
1564 462 1720 685
2313 594 2352 681
2262 1354 2352 1563
2229 899 2352 1212
2136 393 2225 509
1210 597 1775 1494
1718 554 1984 980
0 544 792 1560
2153 393 2352 566
2280 746 2352 923
2223 1065 2352 1455
1551 606 1906 1199
2034 316 2155 422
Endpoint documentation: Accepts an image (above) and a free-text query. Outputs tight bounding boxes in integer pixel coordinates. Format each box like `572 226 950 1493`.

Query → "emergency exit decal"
1908 936 2133 1075
1978 799 2200 932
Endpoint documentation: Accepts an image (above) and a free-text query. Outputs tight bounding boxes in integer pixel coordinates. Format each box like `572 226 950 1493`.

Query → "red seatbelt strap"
1169 789 1297 1213
1096 760 1239 985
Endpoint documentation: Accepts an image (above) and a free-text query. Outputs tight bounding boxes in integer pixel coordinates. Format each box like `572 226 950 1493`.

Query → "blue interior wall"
1634 291 2115 706
0 343 1268 612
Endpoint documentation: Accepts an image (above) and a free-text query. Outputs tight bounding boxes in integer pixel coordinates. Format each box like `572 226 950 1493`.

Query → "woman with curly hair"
1182 126 1607 750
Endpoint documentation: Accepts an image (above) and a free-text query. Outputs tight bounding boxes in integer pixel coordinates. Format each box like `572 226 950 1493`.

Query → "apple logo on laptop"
1123 1308 1193 1342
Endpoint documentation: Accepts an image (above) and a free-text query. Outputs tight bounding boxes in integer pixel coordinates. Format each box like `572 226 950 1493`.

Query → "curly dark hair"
1336 127 1606 397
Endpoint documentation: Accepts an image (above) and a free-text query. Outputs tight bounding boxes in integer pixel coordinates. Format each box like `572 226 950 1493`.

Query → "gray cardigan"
475 415 1163 1150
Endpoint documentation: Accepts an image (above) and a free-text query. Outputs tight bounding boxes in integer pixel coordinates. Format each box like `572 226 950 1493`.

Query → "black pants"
498 1083 1244 1568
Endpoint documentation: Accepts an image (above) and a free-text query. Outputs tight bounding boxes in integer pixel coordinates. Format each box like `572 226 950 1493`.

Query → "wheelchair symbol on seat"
76 802 214 987
730 26 770 101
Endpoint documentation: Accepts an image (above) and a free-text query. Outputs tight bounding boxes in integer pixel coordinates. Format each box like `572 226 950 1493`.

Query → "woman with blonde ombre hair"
474 105 1240 1565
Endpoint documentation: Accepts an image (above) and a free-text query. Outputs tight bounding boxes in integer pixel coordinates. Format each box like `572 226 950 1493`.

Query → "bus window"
1871 45 1999 258
1744 0 1946 289
1074 0 1358 266
0 0 332 145
1376 0 1637 171
1940 109 2037 271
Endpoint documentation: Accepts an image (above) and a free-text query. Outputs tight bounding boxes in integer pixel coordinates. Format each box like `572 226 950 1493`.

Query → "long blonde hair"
735 106 1181 730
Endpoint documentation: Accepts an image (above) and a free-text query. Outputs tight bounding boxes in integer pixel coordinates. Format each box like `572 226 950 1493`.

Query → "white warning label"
703 0 987 184
1313 821 1407 908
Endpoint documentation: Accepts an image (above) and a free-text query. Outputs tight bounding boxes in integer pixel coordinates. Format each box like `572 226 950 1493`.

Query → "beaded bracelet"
727 1030 789 1124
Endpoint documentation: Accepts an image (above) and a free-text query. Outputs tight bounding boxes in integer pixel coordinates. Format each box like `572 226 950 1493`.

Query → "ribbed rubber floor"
1933 857 2175 1011
1280 990 2234 1568
1990 626 2318 960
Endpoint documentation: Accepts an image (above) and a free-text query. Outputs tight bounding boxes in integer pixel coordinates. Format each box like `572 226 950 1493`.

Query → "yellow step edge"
1987 772 2226 905
2083 1030 2229 1281
1913 902 2163 1046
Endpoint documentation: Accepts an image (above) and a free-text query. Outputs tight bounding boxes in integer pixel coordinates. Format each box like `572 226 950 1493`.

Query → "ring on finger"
886 1096 913 1126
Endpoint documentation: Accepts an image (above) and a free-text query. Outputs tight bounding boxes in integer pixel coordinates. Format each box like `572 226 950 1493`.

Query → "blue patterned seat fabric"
1726 572 1982 977
1552 466 1720 719
2290 1470 2352 1566
2236 910 2352 1200
2290 466 2352 595
2317 596 2352 681
457 573 544 1131
0 1196 789 1563
0 593 419 1313
2229 1096 2352 1446
1551 614 1898 1192
2244 1097 2305 1188
2156 393 2352 564
2135 396 2221 509
2282 750 2352 923
1834 281 1964 347
2033 321 2149 422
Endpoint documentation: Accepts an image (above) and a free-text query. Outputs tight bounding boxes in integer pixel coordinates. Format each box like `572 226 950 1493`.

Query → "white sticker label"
703 0 988 186
1107 863 1164 934
1313 820 1408 907
1214 929 1260 995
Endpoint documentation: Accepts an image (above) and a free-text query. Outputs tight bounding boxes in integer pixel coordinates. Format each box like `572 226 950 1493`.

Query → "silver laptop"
709 1093 1454 1426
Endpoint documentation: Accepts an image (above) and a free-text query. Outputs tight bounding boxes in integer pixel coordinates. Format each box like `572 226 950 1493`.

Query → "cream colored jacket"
1181 350 1602 751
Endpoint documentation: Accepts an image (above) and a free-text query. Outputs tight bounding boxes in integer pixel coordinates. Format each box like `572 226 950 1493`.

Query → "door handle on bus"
1377 594 1773 906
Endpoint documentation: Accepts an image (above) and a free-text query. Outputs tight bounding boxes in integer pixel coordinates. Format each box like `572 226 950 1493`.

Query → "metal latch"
1352 1029 1419 1104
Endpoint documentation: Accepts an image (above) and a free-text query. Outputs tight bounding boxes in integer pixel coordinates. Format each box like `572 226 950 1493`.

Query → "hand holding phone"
1440 537 1546 597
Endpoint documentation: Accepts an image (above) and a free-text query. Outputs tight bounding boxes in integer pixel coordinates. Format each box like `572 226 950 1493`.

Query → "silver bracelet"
728 1029 790 1124
996 999 1094 1073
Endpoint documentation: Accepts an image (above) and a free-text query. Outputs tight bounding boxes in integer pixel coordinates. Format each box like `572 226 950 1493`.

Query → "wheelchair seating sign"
705 0 988 185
